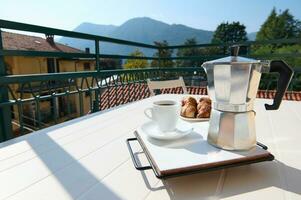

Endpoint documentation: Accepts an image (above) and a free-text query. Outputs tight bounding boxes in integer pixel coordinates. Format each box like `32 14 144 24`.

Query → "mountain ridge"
59 17 256 56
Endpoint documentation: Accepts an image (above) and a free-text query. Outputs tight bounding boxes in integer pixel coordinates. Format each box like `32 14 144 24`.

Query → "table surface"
0 94 300 200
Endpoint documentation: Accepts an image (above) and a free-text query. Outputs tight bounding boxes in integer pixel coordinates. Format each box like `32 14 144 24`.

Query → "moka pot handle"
264 60 294 110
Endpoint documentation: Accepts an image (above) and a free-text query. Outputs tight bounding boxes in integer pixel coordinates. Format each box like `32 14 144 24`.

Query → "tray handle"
256 141 268 150
126 138 152 170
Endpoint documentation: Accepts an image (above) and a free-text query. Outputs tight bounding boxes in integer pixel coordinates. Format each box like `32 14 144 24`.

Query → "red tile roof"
2 31 83 53
99 85 301 110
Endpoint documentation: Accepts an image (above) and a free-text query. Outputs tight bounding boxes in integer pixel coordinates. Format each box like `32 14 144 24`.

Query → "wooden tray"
127 121 274 179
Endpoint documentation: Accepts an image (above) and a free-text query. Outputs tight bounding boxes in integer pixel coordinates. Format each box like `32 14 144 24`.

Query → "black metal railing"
0 19 301 141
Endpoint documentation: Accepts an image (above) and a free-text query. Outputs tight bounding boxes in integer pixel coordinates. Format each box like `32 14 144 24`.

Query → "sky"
0 0 301 33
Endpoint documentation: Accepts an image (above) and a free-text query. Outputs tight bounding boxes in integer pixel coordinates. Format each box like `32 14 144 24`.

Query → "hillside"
60 17 256 56
59 17 213 56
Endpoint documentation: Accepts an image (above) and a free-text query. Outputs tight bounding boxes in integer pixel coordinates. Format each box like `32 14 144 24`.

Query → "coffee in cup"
144 100 180 132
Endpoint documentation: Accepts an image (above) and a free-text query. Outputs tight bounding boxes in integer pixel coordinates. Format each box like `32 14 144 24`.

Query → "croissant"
199 97 211 105
181 96 211 118
197 103 211 118
182 96 197 107
181 104 197 118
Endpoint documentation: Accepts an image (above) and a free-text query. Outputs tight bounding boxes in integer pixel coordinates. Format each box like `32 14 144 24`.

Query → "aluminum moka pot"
202 45 294 150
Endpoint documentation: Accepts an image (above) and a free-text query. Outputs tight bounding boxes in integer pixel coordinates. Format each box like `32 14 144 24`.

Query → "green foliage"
123 49 148 69
256 8 301 41
276 45 301 68
252 44 301 90
250 7 301 79
212 21 248 44
252 44 301 66
176 38 202 67
253 8 301 68
100 59 122 70
199 46 225 58
151 41 174 67
256 8 278 40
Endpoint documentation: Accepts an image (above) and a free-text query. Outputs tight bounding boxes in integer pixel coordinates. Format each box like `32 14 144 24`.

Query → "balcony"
0 19 301 200
0 19 301 140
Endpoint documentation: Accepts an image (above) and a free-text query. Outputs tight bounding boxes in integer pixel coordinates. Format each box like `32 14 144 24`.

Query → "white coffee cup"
144 100 180 132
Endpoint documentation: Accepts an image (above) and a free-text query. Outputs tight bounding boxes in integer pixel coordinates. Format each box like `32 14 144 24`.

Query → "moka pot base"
207 109 257 151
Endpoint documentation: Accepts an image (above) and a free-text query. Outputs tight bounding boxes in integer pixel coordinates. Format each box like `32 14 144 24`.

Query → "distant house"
2 31 94 74
2 32 95 134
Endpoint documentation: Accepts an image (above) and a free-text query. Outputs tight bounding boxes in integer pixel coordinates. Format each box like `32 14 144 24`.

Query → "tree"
100 59 122 70
253 8 301 90
256 8 301 40
211 22 248 44
253 8 301 68
176 38 202 67
123 49 148 69
151 41 174 67
256 8 278 41
198 46 224 57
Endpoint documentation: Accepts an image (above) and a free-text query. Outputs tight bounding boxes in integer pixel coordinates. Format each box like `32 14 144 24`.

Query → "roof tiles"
2 31 82 53
99 84 301 111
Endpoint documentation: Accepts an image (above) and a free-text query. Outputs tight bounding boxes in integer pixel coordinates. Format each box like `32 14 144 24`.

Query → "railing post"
246 44 251 56
158 48 162 68
0 29 13 141
95 39 100 72
93 39 100 112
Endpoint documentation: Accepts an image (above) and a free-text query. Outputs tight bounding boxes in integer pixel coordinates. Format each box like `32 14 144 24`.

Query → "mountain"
59 17 213 56
59 17 257 56
58 22 118 53
73 22 117 36
110 18 212 45
247 32 257 41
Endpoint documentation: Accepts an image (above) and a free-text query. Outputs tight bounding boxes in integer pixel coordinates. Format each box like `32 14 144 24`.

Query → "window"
47 58 56 73
84 62 90 70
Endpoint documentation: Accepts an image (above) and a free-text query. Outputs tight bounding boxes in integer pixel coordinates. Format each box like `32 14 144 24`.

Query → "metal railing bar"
162 38 301 49
2 20 300 51
0 49 160 60
0 50 96 58
12 121 35 132
0 67 205 84
17 102 24 134
35 99 41 128
52 95 58 124
1 19 301 141
11 110 50 127
0 19 158 49
97 54 158 60
0 89 82 107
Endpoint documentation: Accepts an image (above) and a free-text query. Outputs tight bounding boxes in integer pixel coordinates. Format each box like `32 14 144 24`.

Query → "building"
2 31 95 134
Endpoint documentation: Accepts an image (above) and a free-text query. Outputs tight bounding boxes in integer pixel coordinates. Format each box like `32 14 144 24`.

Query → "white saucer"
140 120 193 140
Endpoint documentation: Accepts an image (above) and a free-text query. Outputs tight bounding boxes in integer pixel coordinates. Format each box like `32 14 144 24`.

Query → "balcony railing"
0 19 301 142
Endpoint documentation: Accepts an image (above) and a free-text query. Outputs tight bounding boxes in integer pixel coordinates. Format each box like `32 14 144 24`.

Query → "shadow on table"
139 159 301 199
134 151 165 192
26 133 123 200
134 128 301 199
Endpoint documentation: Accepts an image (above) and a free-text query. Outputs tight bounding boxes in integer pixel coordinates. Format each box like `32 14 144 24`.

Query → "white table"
0 94 300 200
